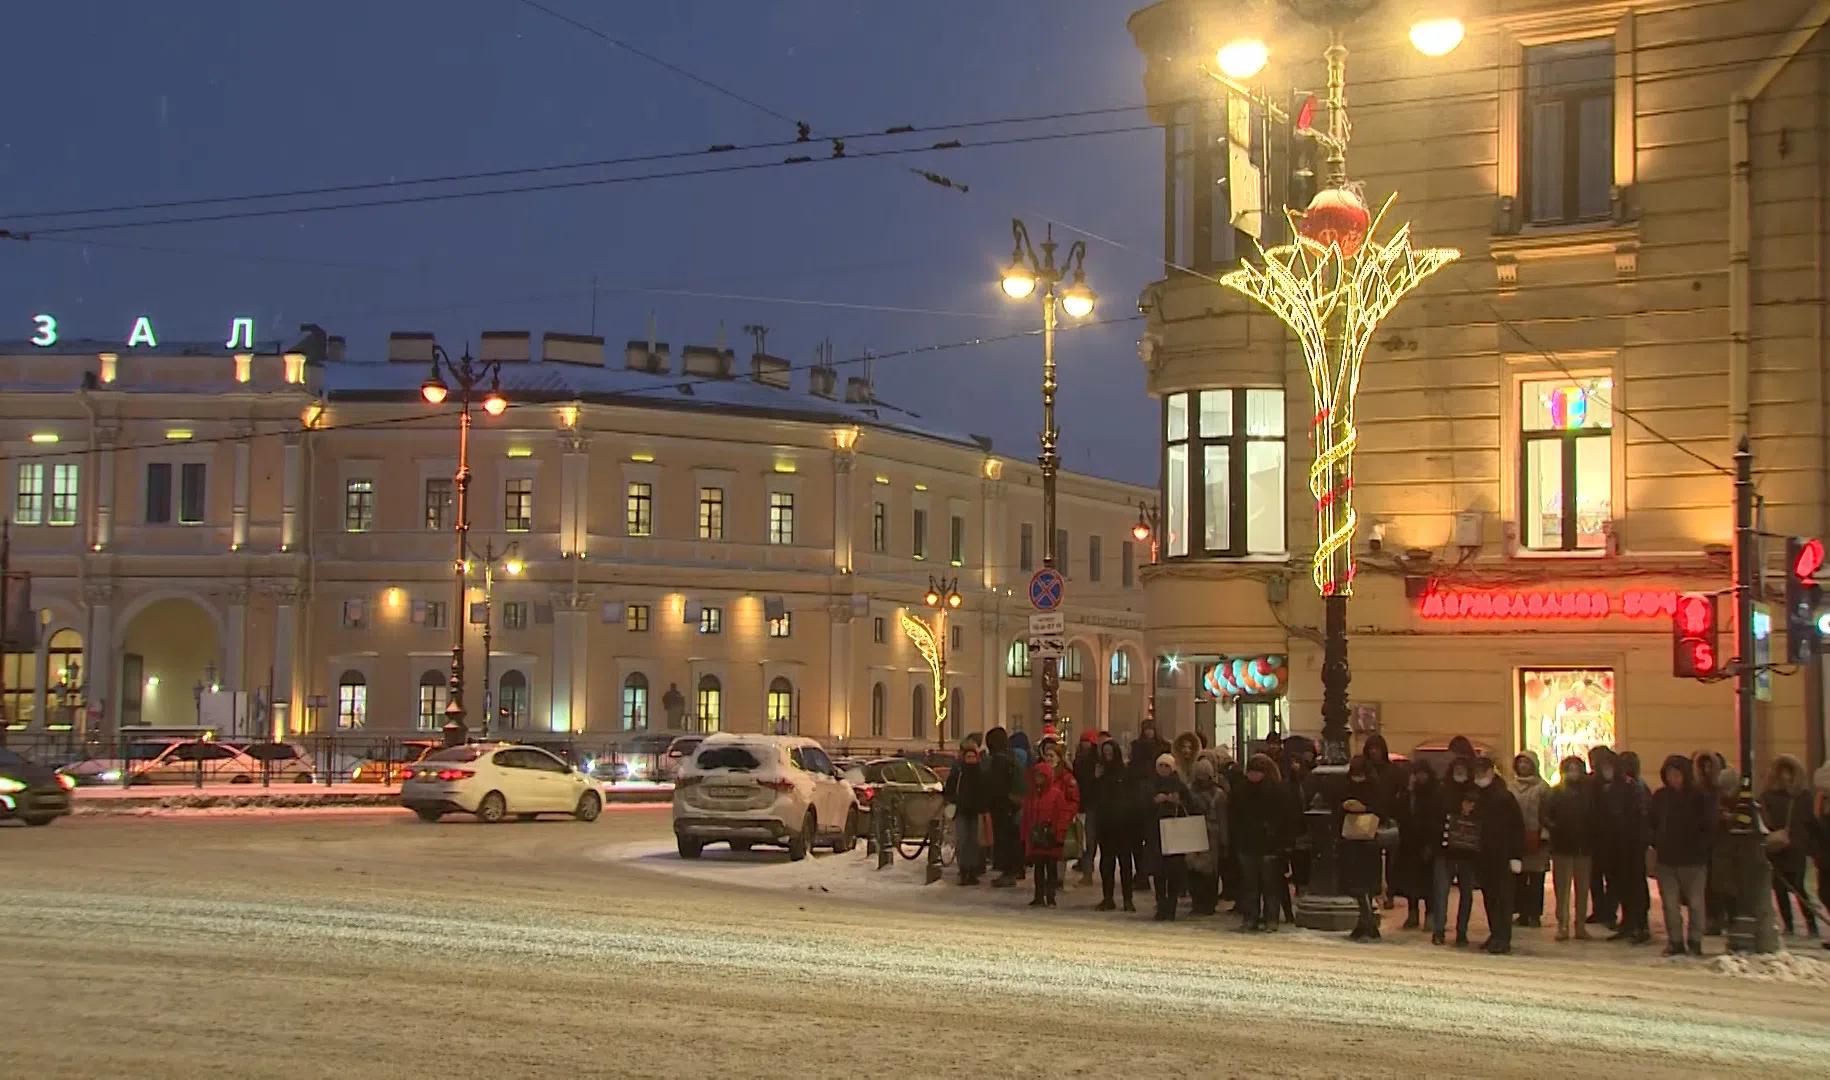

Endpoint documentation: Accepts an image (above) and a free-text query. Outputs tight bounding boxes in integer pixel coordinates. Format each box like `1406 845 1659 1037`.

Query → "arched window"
417 670 446 730
947 687 964 742
697 674 722 733
1061 646 1084 682
767 676 794 734
45 628 84 730
1005 639 1031 678
336 670 367 730
498 670 529 729
1110 650 1132 686
870 682 886 738
622 673 649 731
911 683 929 741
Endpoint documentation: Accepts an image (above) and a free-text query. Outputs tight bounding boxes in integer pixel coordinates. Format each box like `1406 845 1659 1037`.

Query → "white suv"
672 734 858 860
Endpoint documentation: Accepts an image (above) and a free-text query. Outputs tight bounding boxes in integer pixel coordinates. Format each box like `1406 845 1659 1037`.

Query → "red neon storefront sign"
1417 589 1680 621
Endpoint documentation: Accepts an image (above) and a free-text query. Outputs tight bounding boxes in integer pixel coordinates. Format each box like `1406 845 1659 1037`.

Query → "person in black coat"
1359 734 1401 909
1128 720 1170 889
942 743 987 884
1469 756 1526 954
981 727 1025 888
1650 754 1714 955
1090 737 1136 912
1433 755 1482 947
1586 745 1620 929
1542 755 1596 940
1393 764 1442 930
1229 753 1297 932
1339 757 1387 941
1605 750 1653 943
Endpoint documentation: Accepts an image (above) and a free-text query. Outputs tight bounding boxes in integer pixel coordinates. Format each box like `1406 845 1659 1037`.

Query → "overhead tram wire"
0 313 1143 468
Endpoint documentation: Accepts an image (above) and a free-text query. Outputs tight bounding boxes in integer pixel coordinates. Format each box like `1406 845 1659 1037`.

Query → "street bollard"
876 794 894 870
925 815 943 884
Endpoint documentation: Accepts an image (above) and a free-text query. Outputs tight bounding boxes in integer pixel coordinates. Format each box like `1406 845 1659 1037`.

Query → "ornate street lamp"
901 576 962 752
421 346 506 746
999 219 1094 733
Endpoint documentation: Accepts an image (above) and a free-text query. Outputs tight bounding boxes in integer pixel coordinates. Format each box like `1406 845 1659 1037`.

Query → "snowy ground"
4 808 1827 1079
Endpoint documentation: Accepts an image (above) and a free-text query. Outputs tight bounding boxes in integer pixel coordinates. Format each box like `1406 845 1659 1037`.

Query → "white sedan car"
400 743 602 824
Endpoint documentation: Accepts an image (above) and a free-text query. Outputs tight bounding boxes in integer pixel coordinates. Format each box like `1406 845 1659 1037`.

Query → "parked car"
586 758 632 784
399 743 602 824
841 758 944 840
0 747 74 826
350 740 440 784
59 738 264 787
228 741 317 783
659 734 706 781
672 734 857 860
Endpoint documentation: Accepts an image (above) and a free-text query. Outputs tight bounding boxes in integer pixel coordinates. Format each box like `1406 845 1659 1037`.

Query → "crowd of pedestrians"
939 723 1830 956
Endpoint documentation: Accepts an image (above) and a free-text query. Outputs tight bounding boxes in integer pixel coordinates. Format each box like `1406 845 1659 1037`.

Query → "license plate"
710 786 750 798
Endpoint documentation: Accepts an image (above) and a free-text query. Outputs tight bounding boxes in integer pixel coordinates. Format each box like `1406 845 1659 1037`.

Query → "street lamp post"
1132 504 1162 728
421 346 507 747
1000 219 1096 733
901 576 962 753
471 539 523 740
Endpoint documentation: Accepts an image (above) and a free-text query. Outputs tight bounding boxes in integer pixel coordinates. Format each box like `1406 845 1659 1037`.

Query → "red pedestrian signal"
1672 592 1719 679
1786 536 1824 662
1794 537 1824 583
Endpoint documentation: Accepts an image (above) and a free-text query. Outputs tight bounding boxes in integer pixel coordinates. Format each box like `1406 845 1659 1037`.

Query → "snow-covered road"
2 809 1824 1079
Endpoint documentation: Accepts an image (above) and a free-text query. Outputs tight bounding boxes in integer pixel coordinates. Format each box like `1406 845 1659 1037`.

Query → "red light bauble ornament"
1297 187 1371 259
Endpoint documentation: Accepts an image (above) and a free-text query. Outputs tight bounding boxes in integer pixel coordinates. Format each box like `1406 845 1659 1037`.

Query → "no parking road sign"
1028 568 1064 611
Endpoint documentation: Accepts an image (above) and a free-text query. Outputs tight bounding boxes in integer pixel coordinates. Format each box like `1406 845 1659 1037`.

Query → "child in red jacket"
1022 762 1073 907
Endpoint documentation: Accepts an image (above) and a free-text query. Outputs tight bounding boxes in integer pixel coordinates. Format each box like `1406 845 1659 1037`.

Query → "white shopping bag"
1159 814 1209 857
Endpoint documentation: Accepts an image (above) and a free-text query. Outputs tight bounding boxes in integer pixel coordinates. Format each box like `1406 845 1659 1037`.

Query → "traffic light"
1784 536 1823 662
1672 592 1720 679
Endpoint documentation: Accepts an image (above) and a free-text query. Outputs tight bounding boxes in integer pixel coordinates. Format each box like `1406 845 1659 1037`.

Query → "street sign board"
1028 636 1065 659
1028 568 1064 611
1028 611 1064 636
1753 602 1773 702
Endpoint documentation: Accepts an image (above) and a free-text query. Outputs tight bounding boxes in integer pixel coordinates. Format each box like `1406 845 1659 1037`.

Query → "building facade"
1129 0 1830 772
0 326 1149 747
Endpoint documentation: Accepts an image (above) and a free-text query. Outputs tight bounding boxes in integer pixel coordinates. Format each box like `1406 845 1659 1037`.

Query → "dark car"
0 747 74 826
840 757 942 839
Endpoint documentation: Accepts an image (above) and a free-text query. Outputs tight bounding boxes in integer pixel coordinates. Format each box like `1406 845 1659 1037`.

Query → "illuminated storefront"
1519 668 1616 782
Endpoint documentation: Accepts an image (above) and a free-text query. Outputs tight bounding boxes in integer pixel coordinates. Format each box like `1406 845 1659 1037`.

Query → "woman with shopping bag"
1339 757 1388 941
1146 753 1201 921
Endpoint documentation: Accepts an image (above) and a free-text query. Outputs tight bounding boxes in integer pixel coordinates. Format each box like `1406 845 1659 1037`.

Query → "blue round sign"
1028 568 1065 611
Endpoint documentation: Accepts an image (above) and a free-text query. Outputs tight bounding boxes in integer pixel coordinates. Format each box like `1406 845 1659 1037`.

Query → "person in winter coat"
1230 753 1296 932
1072 731 1102 882
1128 720 1170 892
1432 756 1484 947
1184 757 1229 916
1708 766 1743 935
1606 751 1653 944
1814 762 1830 944
1760 754 1819 936
1145 753 1195 921
1393 764 1442 930
1693 750 1727 926
1587 746 1620 930
1509 752 1551 928
1542 755 1596 941
942 743 987 885
1470 756 1527 954
1010 730 1033 771
1360 734 1402 909
1171 732 1202 783
1340 756 1387 941
982 727 1025 888
1021 763 1073 907
1091 738 1137 912
1650 754 1714 956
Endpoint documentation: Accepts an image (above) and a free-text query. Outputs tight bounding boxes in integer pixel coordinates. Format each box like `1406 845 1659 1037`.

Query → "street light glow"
1001 263 1037 299
1409 18 1464 57
1060 275 1097 318
1217 39 1269 80
421 378 448 404
504 557 524 576
482 390 507 416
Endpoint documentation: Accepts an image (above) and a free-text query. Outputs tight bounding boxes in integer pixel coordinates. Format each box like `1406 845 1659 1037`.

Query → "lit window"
769 492 795 545
337 670 367 729
1111 651 1132 686
344 479 375 533
504 478 532 533
1519 668 1616 784
626 481 653 537
696 675 723 733
1163 388 1285 558
1523 38 1614 227
622 673 649 731
769 612 792 639
1061 647 1084 682
699 606 723 634
767 677 794 734
416 671 446 730
425 479 452 530
1521 377 1613 551
625 604 650 632
15 464 43 525
49 464 78 526
1005 639 1032 678
698 487 724 540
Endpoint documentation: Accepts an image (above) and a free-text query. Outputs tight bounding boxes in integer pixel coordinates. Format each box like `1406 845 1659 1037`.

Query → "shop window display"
1519 668 1615 782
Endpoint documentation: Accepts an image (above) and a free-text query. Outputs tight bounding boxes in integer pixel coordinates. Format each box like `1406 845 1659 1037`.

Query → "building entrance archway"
117 597 221 729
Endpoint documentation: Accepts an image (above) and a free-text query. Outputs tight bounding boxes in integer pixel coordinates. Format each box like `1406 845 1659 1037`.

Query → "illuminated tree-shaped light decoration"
899 610 948 735
1219 189 1459 596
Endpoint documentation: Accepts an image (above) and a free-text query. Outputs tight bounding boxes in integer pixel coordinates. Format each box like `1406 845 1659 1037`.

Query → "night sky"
0 1 1162 484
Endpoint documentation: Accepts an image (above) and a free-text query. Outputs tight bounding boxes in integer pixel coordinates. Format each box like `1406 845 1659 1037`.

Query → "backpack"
1445 800 1482 856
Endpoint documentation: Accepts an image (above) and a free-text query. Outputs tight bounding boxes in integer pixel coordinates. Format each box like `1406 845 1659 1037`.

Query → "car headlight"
0 777 26 794
98 770 121 783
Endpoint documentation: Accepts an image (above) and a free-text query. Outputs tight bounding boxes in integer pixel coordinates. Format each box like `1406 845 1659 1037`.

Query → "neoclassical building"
1129 0 1830 772
0 326 1149 746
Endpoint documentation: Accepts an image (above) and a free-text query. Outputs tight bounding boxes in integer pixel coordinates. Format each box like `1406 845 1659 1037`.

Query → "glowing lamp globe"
1297 187 1372 259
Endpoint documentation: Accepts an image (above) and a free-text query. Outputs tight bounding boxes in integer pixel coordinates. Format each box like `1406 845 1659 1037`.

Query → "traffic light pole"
1728 436 1780 954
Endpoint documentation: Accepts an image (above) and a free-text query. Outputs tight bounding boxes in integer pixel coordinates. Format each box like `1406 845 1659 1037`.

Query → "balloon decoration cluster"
1203 656 1288 700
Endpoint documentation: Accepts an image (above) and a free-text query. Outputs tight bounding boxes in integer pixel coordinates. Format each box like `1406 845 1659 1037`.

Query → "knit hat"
1155 753 1176 770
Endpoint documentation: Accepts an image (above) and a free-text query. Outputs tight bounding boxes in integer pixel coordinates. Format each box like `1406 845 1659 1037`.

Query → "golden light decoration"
899 610 949 734
1219 191 1459 597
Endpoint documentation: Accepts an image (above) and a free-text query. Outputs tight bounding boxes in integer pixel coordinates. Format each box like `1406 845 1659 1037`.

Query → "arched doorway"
46 629 86 732
118 597 221 729
497 670 529 729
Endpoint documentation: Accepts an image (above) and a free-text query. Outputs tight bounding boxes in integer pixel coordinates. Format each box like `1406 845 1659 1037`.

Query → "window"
698 487 724 540
947 688 964 742
1019 523 1034 572
1163 388 1285 557
911 683 929 741
699 606 723 634
950 624 962 651
949 514 965 566
1521 377 1613 551
50 464 78 526
145 463 172 524
179 463 206 524
1005 639 1032 678
1061 647 1084 682
626 481 653 537
1519 668 1615 784
344 479 375 533
696 674 723 733
417 671 446 730
504 478 532 532
44 630 83 729
342 598 367 630
15 464 43 525
1523 38 1614 227
768 611 792 639
767 677 794 734
912 508 927 560
497 670 529 728
425 478 453 530
622 673 649 731
336 671 367 729
503 601 529 630
1122 540 1136 587
870 682 886 738
1088 535 1103 583
423 601 447 630
1110 651 1132 686
872 501 887 552
1055 530 1069 576
873 616 886 644
1166 97 1264 271
2 648 35 728
626 604 650 632
769 492 795 545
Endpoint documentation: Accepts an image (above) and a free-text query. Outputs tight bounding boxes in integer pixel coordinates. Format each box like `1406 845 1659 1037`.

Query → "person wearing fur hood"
1509 752 1551 928
1760 754 1818 936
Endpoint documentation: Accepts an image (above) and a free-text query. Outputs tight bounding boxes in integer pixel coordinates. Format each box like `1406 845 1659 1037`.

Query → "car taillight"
57 773 76 791
761 778 796 792
437 769 474 781
402 768 416 780
856 787 874 802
